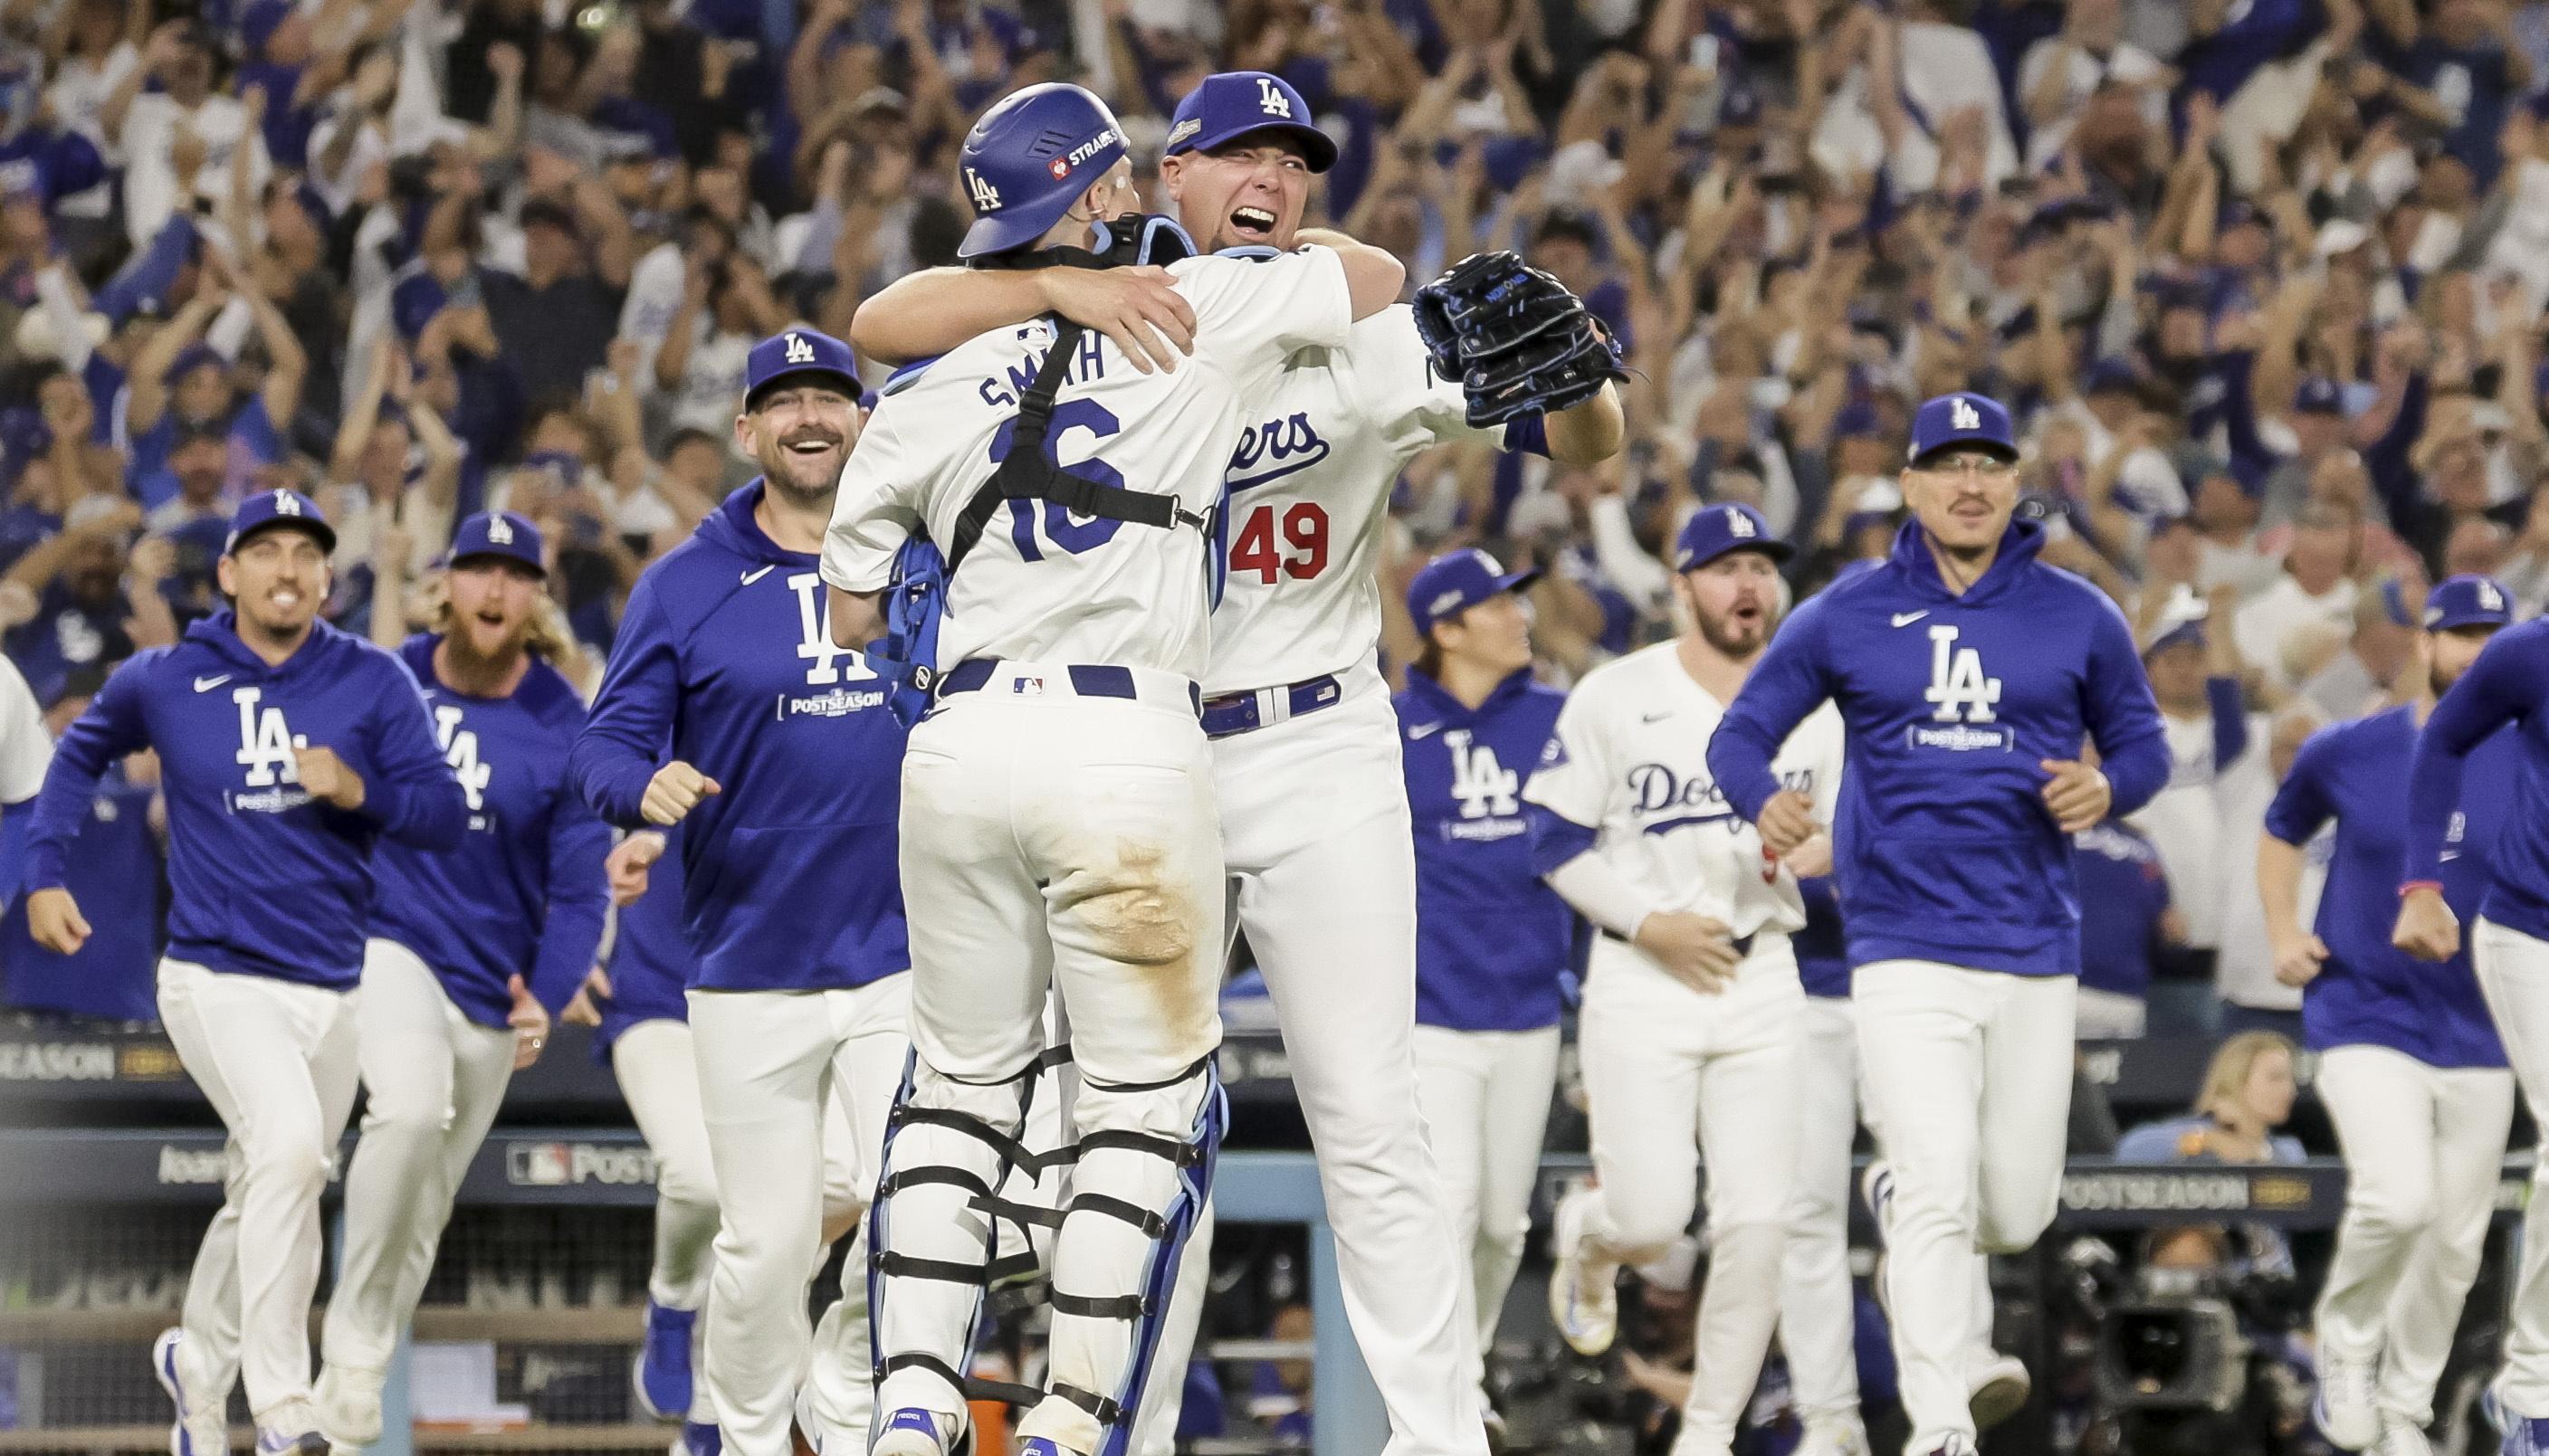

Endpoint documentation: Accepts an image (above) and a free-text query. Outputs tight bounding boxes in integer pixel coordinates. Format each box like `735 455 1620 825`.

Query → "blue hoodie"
1706 519 2170 976
595 828 692 1057
368 635 612 1025
2404 619 2549 945
2268 703 2514 1067
1396 665 1574 1033
27 613 466 987
569 481 909 993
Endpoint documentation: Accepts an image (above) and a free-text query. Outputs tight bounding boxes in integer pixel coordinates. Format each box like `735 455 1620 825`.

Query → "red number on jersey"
1231 503 1330 584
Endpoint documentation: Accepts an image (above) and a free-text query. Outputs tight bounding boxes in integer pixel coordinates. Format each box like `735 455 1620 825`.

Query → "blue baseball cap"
745 328 859 409
1165 71 1338 173
224 487 335 556
1674 502 1791 571
2423 574 2516 631
1906 391 2018 466
447 510 545 576
1408 548 1539 633
957 83 1129 258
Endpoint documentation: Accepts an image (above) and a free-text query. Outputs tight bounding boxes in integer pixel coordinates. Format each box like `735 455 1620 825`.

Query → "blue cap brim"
1168 119 1339 173
227 518 336 557
2428 611 2512 632
959 206 1067 259
1908 440 2020 467
746 365 861 407
447 547 547 576
1679 538 1794 571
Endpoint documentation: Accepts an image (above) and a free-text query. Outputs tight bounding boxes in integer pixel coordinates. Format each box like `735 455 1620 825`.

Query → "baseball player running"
1394 550 1572 1415
24 490 465 1454
1529 504 1843 1456
848 71 1623 1456
313 511 613 1449
570 327 912 1456
2391 597 2549 1453
2260 575 2519 1454
567 828 879 1456
821 81 1403 1456
1706 393 2171 1456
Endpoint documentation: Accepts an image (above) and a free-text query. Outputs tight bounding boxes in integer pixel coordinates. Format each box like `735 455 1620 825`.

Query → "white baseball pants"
2472 920 2549 1417
155 956 361 1422
1136 673 1485 1456
1780 994 1862 1430
1412 1023 1562 1383
2072 987 2148 1039
1852 961 2074 1454
2314 1043 2515 1426
322 940 520 1374
689 976 910 1456
612 1020 723 1319
883 674 1226 1456
1576 934 1802 1456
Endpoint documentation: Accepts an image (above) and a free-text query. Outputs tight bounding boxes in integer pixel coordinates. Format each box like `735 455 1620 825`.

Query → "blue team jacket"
596 827 693 1058
369 636 612 1025
569 482 909 994
1706 519 2171 976
27 612 466 987
2271 703 2514 1067
3 767 160 1021
2407 619 2549 945
1397 667 1575 1033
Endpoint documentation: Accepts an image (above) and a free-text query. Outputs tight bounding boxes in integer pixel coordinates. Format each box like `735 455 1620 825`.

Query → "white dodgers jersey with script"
1207 304 1510 695
824 248 1354 682
1523 642 1846 938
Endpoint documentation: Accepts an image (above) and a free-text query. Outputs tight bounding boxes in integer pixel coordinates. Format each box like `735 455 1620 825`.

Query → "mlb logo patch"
1015 676 1045 696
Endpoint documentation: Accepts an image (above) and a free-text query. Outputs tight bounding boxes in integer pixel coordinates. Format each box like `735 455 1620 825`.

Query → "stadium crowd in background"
5 0 2549 1037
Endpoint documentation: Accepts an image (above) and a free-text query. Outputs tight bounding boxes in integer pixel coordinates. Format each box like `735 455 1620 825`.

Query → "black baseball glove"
1411 250 1627 427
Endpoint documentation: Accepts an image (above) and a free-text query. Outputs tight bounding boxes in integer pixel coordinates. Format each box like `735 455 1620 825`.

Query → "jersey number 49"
1229 502 1329 584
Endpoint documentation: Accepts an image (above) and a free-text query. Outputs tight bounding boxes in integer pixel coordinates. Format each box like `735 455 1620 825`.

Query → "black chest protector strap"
942 318 1209 575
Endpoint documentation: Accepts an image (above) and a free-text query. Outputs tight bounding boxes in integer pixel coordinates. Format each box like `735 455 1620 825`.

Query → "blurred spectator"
2128 585 2259 981
2115 1030 2305 1165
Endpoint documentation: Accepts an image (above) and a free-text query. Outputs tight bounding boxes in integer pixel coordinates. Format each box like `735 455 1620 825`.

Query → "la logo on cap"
273 490 301 516
966 168 1002 210
1726 507 1754 538
784 333 816 366
488 515 515 545
1951 397 1981 431
2481 580 2506 611
1257 77 1292 117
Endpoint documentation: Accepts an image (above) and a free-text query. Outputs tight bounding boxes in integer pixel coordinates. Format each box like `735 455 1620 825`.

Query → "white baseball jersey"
824 248 1354 682
1207 304 1508 695
0 655 50 804
1524 642 1845 938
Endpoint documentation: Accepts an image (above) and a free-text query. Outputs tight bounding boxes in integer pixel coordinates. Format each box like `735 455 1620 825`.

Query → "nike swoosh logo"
193 675 232 692
1408 722 1442 739
2440 851 2462 862
1891 611 1929 628
1642 710 1672 723
740 566 776 585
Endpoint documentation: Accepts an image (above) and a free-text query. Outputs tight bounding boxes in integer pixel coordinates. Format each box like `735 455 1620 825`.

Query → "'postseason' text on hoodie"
26 611 467 986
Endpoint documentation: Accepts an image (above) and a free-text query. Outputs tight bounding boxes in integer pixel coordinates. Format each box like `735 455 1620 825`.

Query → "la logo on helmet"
1257 77 1293 118
966 168 1002 211
1951 397 1981 432
785 333 816 366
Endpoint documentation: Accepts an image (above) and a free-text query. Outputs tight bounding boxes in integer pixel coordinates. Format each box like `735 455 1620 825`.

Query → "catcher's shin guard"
867 1050 1044 1443
1010 1057 1227 1456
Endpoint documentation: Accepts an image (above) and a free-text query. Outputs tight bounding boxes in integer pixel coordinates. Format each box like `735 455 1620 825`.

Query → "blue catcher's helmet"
957 83 1130 260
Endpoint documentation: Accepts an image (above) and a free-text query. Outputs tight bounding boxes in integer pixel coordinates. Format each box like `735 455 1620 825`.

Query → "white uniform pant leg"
802 975 913 1444
613 1021 721 1314
1577 954 1707 1267
1470 1025 1561 1371
156 957 360 1420
874 715 1055 1436
1238 789 1486 1456
1853 963 2074 1452
2379 1062 2515 1426
324 940 517 1374
1010 701 1226 1456
1410 1026 1493 1373
2315 1046 2449 1366
688 988 839 1456
2477 920 2549 1417
1780 994 1863 1426
1676 948 1802 1456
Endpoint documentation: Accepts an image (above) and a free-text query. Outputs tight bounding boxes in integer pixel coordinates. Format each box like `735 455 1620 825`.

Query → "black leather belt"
1599 928 1757 958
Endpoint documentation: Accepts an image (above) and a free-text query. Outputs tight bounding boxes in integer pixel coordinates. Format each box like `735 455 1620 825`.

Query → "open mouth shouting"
1228 205 1278 243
